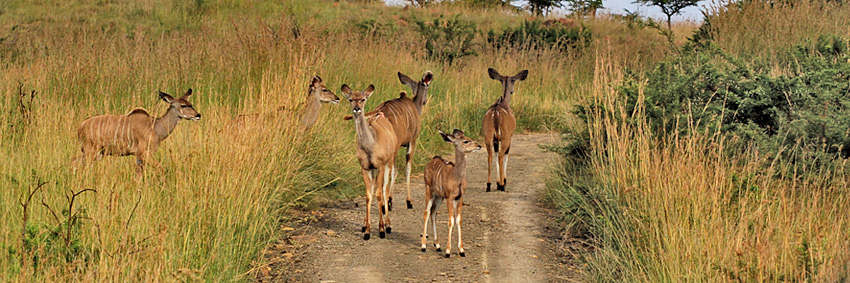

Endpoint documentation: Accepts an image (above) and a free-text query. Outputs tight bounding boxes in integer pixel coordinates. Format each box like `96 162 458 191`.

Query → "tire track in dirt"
270 133 575 282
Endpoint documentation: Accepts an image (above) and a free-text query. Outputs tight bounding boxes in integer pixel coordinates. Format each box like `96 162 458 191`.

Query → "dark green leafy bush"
617 36 850 166
413 15 478 64
486 19 591 52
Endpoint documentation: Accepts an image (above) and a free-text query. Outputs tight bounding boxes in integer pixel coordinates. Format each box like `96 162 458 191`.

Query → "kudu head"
488 68 528 99
340 84 375 117
159 88 201 120
398 70 433 106
440 129 482 153
310 75 340 104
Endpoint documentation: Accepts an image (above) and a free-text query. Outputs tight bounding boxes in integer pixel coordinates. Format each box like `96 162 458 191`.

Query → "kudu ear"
439 130 453 143
513 70 529 81
422 71 434 86
311 75 322 87
340 84 353 98
363 84 375 98
398 72 417 88
488 68 502 81
452 128 464 137
159 91 175 103
182 88 193 99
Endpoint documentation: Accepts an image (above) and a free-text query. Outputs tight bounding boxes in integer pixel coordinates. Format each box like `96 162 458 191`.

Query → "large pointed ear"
398 72 416 88
311 75 322 88
422 70 433 86
452 128 464 137
439 130 453 143
340 84 352 99
181 88 193 99
159 91 175 103
488 68 502 81
513 70 528 81
363 84 375 99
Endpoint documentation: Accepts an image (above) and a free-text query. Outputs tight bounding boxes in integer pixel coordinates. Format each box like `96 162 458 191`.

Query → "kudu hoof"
407 200 413 209
486 183 491 192
497 183 506 191
421 248 427 252
386 227 392 234
445 253 451 258
379 231 386 239
363 233 371 240
459 251 466 257
436 247 442 252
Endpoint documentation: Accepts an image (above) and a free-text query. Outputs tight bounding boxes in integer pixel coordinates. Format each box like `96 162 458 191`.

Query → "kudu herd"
73 67 529 259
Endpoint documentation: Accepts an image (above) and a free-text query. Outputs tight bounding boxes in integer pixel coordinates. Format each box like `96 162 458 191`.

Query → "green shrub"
486 19 591 52
413 15 479 64
615 36 850 169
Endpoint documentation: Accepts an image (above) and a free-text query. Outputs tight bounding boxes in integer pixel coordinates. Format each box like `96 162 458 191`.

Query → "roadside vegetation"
547 0 850 281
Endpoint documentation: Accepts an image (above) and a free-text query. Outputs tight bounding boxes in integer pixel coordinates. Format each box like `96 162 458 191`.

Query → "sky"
384 0 713 22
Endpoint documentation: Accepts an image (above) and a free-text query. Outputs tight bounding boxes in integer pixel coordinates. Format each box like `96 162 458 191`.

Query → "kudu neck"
453 146 467 180
302 90 322 128
499 83 512 106
412 86 428 114
154 106 181 141
353 113 377 152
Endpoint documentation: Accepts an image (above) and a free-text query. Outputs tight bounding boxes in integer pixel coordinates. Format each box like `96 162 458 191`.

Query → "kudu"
344 71 433 210
482 68 528 192
342 84 398 240
301 75 340 130
228 75 338 131
421 129 481 258
75 89 201 178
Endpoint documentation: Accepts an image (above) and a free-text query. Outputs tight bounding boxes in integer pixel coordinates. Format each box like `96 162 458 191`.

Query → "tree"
527 0 566 16
463 0 515 7
405 0 437 7
633 0 699 29
566 0 603 18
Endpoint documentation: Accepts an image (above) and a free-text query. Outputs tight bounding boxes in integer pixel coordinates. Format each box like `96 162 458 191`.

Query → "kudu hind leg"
421 196 433 252
485 141 494 192
405 144 415 209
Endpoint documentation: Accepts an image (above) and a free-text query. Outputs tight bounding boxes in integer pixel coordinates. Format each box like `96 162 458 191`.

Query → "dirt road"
264 133 574 282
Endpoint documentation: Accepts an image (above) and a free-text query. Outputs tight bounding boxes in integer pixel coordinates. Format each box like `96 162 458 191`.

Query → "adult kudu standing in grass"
301 75 340 131
75 89 201 178
345 71 433 210
482 68 528 192
342 84 398 240
227 75 338 133
421 129 481 258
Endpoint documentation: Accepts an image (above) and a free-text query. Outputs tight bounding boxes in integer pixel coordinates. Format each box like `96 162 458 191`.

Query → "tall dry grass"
705 0 850 61
548 44 850 282
0 0 684 280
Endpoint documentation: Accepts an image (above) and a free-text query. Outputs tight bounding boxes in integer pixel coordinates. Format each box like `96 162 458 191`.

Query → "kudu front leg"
361 169 374 240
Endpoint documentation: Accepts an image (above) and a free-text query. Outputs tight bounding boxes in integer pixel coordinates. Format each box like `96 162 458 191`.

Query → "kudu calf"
342 84 398 240
344 71 433 210
421 129 481 258
75 89 201 177
482 68 528 192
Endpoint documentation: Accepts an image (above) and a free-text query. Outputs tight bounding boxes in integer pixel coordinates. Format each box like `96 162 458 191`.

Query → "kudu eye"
463 141 469 144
